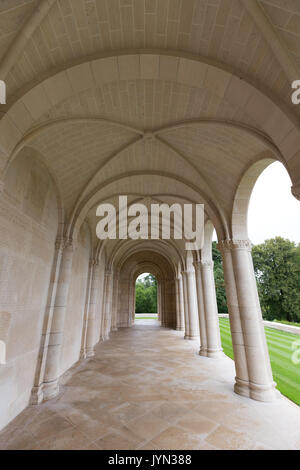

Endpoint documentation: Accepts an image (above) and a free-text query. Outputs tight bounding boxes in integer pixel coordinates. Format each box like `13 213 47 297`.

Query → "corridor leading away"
1 321 300 450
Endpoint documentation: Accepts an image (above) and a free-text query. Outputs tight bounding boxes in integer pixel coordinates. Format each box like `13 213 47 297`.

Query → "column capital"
218 239 252 252
55 236 74 252
200 260 214 269
291 183 300 201
104 269 113 276
182 270 194 277
91 258 99 266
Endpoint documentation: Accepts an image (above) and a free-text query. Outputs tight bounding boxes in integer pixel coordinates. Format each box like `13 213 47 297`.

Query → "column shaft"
85 261 102 357
182 271 200 340
194 263 207 356
200 261 223 358
102 270 113 340
176 277 185 331
220 240 276 402
42 239 74 400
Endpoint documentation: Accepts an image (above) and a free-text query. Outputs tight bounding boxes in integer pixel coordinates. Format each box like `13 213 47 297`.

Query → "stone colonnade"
30 234 277 407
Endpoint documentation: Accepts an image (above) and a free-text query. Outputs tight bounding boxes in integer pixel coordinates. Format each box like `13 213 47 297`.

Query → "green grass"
274 319 300 328
135 316 158 320
219 318 300 406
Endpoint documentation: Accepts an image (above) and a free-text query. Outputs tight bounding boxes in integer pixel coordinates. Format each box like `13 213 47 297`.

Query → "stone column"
175 276 185 331
42 238 74 400
160 280 167 327
111 272 120 331
193 262 207 356
200 261 223 358
84 260 102 357
157 282 161 322
102 270 113 340
30 238 64 404
219 240 276 402
182 271 200 340
80 258 94 359
181 272 190 338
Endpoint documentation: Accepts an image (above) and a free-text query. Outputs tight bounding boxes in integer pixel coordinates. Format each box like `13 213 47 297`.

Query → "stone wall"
0 149 58 429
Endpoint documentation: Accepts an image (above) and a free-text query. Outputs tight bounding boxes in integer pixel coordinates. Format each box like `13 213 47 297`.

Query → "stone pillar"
193 262 207 356
42 238 74 400
182 271 200 340
200 261 223 358
111 271 120 331
102 270 113 340
30 238 64 404
175 276 185 331
80 258 94 358
219 240 276 402
84 260 102 357
181 273 190 338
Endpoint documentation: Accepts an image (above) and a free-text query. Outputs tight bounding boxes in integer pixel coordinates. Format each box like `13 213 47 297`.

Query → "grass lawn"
135 316 158 320
274 319 300 328
219 318 300 406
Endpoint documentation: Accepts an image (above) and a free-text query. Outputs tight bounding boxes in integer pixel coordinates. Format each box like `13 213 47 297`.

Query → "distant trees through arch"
135 273 158 314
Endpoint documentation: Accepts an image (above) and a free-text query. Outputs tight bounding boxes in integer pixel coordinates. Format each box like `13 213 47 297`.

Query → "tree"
135 274 158 313
212 242 228 313
252 237 300 322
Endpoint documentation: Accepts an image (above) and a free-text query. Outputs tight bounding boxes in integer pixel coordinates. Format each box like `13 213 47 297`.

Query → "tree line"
135 238 300 323
135 274 158 313
213 237 300 323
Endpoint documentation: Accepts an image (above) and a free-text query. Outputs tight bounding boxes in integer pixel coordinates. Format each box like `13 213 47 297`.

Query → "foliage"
135 274 158 313
212 242 228 313
252 237 300 322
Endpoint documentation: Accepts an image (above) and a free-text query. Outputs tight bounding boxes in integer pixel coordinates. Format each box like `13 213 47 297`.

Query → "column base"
85 348 95 358
42 380 60 401
199 347 207 357
184 334 199 340
30 385 44 405
234 377 277 402
206 347 224 359
176 327 185 331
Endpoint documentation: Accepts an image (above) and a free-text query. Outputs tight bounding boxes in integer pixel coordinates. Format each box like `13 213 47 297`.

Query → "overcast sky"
248 162 300 245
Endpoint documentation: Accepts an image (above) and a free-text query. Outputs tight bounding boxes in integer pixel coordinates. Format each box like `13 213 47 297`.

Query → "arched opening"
134 272 158 323
219 159 300 405
248 161 300 245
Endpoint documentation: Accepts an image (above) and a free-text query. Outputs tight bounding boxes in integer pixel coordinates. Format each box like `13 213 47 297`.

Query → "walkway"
0 321 300 450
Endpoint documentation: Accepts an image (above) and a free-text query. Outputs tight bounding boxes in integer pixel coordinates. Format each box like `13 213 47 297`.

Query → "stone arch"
116 248 176 329
1 52 299 193
69 172 228 244
231 157 281 240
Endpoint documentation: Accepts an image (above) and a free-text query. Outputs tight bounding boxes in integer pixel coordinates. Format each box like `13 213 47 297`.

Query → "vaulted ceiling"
0 0 299 251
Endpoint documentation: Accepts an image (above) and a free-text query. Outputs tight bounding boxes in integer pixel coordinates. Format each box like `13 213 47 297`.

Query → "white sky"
248 162 300 245
212 161 300 245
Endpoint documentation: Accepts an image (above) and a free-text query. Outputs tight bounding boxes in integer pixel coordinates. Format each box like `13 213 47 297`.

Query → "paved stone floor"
1 320 300 450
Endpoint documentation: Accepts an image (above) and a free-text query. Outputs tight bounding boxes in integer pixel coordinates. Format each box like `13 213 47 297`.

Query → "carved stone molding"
55 237 74 252
218 239 252 252
200 261 214 268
